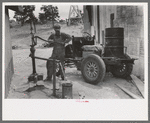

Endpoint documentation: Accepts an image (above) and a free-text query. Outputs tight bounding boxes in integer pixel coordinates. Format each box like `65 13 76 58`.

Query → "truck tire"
81 54 106 84
111 54 133 78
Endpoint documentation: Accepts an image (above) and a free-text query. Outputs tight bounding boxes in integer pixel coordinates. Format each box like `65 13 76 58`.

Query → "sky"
9 4 83 20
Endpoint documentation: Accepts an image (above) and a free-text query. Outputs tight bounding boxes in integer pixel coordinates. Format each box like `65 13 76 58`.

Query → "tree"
13 11 23 25
40 5 60 27
13 5 35 26
39 13 47 24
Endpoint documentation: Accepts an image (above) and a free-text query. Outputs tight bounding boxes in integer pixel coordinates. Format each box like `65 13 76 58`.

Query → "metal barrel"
104 28 124 57
62 82 73 99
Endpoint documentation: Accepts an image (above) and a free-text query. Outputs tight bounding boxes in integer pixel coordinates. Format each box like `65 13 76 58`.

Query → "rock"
43 81 53 89
29 82 37 88
14 81 38 92
37 80 45 86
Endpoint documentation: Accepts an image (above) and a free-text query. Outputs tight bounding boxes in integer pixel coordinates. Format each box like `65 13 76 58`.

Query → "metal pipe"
30 46 36 74
34 36 49 42
33 56 60 62
34 36 64 45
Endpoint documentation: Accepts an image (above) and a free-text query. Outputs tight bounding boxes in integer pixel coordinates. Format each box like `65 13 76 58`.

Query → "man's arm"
62 33 72 43
48 34 65 45
48 33 54 43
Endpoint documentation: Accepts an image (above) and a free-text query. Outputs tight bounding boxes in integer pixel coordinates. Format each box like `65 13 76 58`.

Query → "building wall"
91 5 117 44
83 6 91 34
83 5 144 81
113 6 144 81
83 6 99 44
92 6 99 44
5 7 14 98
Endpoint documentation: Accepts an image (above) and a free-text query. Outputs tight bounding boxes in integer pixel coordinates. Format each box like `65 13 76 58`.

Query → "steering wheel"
82 32 92 41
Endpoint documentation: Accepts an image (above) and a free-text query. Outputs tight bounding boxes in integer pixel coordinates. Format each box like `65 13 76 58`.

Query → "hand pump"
30 13 36 74
26 11 67 97
28 12 43 82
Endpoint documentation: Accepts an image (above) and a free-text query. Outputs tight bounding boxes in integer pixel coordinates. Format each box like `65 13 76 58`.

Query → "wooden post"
53 59 56 96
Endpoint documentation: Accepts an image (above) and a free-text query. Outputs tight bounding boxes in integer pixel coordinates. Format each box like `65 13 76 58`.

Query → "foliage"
9 19 15 23
40 5 60 26
13 5 36 26
23 5 35 14
38 13 47 24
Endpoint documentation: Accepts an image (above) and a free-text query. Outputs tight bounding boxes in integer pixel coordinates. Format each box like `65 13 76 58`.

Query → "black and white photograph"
2 2 148 120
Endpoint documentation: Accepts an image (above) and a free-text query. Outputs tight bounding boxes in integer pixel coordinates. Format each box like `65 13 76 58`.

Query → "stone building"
4 6 24 98
83 5 145 80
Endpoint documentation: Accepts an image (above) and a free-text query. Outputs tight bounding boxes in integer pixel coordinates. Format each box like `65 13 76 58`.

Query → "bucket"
62 82 73 99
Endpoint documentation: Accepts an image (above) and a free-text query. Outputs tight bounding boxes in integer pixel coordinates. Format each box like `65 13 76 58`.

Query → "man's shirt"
48 32 72 43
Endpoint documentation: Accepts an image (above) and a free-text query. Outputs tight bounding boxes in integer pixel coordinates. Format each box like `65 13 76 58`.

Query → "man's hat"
54 24 61 29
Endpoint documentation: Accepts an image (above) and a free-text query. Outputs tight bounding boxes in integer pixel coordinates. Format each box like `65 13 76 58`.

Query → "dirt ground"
8 22 144 99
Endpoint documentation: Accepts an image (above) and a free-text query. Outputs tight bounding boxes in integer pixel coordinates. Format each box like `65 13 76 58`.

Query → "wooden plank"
115 84 142 99
131 75 144 97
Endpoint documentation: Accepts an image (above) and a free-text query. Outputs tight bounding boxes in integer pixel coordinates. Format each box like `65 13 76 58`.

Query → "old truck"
64 27 136 84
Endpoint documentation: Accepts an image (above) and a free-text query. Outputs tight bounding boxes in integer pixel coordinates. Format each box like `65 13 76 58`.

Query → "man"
44 24 72 81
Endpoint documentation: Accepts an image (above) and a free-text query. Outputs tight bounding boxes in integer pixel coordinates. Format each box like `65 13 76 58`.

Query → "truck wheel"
111 54 133 78
81 54 106 84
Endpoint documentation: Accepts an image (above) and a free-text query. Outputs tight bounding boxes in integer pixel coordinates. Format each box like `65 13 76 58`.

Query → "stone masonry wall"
5 7 14 98
113 6 144 81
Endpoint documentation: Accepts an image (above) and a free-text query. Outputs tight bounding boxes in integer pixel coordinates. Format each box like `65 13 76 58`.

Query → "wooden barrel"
104 28 124 57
